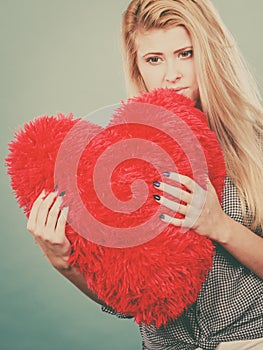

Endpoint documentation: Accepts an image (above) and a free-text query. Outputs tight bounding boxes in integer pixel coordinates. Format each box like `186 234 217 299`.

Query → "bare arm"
218 213 263 279
56 265 107 306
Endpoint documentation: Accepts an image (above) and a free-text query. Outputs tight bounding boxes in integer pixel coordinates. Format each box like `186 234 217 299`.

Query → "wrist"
213 212 233 245
51 256 72 271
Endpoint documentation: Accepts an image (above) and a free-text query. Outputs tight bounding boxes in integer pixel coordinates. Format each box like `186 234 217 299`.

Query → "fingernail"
59 191 66 197
159 214 165 220
153 194 161 201
153 181 160 187
163 171 170 177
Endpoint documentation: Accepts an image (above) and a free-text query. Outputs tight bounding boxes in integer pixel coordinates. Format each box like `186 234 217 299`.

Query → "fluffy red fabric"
6 88 226 328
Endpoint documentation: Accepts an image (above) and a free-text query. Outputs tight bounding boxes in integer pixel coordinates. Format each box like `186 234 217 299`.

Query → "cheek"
187 64 197 82
192 88 200 102
144 75 158 90
193 79 199 97
188 67 199 94
139 66 164 90
190 83 200 102
186 68 199 101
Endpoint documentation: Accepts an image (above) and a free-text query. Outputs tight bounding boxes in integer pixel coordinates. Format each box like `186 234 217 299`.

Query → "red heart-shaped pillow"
6 88 226 327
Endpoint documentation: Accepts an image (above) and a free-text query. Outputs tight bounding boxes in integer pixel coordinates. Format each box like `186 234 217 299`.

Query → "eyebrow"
142 46 193 57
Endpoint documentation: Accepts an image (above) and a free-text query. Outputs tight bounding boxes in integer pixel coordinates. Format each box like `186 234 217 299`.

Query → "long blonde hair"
122 0 263 230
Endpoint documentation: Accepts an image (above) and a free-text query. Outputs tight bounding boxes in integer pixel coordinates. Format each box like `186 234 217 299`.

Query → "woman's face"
136 26 199 102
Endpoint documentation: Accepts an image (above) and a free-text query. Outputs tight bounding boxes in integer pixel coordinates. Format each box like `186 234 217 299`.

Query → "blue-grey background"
1 1 262 350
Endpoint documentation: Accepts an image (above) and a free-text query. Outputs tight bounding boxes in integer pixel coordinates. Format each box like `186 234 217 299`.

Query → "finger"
154 181 191 203
159 213 184 228
163 172 206 192
55 206 69 242
159 213 192 234
35 191 58 234
45 196 63 233
153 194 188 215
160 173 208 209
156 193 202 226
27 189 46 233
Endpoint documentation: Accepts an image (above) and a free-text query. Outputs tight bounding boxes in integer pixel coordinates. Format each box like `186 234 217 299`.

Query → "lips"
174 87 187 93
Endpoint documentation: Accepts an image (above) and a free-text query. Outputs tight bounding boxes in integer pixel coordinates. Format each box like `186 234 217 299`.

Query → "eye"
178 50 193 59
146 56 163 65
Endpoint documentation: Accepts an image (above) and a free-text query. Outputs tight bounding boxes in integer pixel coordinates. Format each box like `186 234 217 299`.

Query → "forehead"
136 26 192 54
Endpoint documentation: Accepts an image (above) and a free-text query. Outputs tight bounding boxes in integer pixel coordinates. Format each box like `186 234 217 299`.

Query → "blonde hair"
122 0 263 230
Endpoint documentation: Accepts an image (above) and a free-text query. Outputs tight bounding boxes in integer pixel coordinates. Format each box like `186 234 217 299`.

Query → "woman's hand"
153 172 228 242
27 190 71 270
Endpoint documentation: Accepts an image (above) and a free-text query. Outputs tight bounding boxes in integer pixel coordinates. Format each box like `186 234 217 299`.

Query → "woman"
27 0 263 349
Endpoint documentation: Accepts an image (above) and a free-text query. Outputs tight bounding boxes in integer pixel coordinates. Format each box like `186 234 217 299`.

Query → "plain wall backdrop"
1 1 262 350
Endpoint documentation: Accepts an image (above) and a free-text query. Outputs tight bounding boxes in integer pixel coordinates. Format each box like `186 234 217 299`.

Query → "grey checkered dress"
102 177 263 350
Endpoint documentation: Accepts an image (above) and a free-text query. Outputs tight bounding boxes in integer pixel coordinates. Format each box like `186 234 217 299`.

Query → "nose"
165 61 182 83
